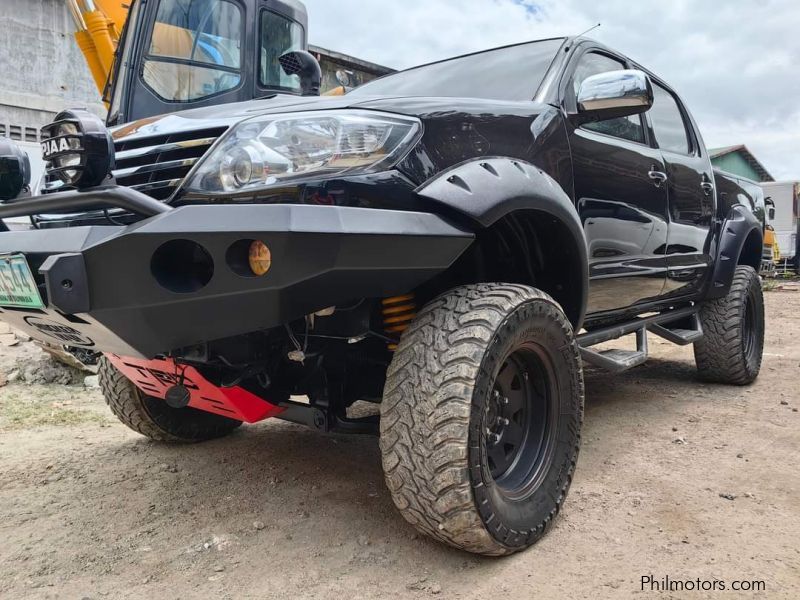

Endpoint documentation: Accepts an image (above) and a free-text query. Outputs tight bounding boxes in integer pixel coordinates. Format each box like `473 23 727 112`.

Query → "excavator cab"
100 0 309 125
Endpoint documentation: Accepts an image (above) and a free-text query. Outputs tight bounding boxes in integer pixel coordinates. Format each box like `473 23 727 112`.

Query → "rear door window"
649 83 692 155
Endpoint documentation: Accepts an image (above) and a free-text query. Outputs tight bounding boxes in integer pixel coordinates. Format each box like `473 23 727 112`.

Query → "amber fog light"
227 239 272 278
249 241 272 276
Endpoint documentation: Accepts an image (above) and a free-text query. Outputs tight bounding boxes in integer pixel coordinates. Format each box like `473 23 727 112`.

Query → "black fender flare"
706 204 764 300
415 157 589 327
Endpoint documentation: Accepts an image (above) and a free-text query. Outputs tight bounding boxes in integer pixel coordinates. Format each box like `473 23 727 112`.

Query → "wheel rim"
482 343 558 499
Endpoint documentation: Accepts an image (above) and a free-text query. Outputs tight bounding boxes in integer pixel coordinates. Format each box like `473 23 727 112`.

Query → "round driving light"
0 137 31 201
41 108 114 190
248 241 272 276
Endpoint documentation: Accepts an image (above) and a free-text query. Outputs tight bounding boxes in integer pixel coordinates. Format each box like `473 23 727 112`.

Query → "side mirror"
575 69 653 124
279 50 322 97
765 196 776 221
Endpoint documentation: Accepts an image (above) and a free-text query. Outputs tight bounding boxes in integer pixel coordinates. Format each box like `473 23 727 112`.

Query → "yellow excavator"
67 0 345 122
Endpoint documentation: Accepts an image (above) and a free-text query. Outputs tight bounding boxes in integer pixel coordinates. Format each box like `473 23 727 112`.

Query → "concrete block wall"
0 0 106 143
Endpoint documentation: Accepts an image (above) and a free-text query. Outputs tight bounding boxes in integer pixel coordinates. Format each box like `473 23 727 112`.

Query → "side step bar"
580 328 649 373
649 314 704 345
578 306 703 373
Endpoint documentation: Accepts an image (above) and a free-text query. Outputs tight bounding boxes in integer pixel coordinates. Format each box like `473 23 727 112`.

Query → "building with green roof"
709 145 774 182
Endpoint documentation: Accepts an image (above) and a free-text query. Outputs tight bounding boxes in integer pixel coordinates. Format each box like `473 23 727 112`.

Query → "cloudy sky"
304 0 800 180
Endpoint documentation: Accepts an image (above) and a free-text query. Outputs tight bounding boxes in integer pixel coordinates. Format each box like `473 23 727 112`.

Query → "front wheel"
694 265 765 385
380 284 584 555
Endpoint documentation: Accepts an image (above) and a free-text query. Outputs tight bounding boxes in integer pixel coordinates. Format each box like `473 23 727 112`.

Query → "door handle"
648 168 668 187
701 181 714 195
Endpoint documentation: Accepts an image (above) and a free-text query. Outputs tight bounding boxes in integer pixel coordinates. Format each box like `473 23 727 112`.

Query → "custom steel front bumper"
0 187 473 357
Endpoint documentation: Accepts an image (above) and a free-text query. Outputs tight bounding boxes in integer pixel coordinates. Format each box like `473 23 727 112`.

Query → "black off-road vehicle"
0 36 765 555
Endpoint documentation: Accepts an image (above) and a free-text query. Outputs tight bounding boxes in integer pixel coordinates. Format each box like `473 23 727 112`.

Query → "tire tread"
694 265 764 385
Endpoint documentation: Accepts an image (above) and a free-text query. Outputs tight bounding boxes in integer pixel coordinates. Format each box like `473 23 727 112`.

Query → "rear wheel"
380 283 584 555
98 357 242 443
694 265 764 385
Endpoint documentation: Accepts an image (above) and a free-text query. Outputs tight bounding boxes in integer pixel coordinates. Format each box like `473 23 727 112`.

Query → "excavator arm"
67 0 129 103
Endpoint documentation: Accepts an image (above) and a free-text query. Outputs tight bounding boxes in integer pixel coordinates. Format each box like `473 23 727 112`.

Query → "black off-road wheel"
694 265 765 385
98 357 242 443
380 284 584 555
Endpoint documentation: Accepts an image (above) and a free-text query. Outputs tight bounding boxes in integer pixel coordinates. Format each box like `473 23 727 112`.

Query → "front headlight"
185 110 421 194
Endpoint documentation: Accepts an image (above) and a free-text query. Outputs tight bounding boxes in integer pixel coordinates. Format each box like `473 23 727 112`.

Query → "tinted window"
260 11 305 91
573 52 644 144
649 84 691 154
144 0 242 101
349 39 564 101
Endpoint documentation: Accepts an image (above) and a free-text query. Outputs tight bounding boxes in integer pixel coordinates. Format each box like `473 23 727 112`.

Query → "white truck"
762 181 799 271
18 141 46 189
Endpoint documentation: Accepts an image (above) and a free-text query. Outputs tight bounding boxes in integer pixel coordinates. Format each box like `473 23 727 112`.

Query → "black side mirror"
765 197 776 221
0 137 31 201
279 50 322 97
574 69 654 125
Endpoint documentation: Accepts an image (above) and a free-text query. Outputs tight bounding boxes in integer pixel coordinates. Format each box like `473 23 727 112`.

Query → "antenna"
576 23 601 38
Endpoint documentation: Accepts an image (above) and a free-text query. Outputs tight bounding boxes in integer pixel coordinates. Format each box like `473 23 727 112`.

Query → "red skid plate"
104 354 284 424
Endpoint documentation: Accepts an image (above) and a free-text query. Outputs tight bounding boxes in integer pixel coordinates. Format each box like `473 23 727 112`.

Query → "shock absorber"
382 294 417 351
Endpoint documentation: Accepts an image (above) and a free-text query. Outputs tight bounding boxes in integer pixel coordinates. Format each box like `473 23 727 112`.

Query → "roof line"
309 45 394 75
708 144 775 182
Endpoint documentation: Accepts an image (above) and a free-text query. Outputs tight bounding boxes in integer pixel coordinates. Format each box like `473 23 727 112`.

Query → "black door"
567 51 670 314
646 82 715 299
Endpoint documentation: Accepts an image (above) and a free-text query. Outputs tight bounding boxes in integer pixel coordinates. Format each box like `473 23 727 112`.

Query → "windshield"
143 0 243 102
350 38 564 101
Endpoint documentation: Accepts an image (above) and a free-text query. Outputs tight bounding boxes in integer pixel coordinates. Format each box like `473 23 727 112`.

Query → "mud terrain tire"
380 283 584 555
694 265 765 385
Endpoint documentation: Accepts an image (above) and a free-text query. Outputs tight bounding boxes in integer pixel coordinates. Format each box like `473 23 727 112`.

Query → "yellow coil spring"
382 294 417 351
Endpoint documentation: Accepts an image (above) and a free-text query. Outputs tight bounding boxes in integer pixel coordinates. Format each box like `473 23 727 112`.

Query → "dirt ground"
1 287 799 599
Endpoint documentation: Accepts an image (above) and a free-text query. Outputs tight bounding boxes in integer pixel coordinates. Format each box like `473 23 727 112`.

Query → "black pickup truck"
0 37 765 556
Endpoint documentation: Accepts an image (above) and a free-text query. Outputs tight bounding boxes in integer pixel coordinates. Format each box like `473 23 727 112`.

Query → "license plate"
0 254 45 309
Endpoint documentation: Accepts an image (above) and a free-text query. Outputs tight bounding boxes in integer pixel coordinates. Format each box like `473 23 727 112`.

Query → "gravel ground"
0 287 798 599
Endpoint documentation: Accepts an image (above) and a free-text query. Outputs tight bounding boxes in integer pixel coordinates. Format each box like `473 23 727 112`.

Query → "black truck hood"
110 93 551 141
